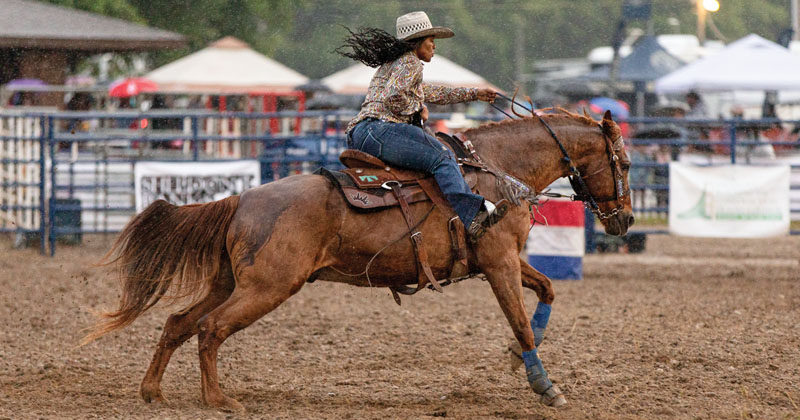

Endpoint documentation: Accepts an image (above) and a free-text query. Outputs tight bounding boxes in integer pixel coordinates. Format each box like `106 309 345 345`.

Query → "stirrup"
468 199 509 242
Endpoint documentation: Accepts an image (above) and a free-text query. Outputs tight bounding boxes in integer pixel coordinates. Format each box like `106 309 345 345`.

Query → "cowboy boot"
468 199 509 242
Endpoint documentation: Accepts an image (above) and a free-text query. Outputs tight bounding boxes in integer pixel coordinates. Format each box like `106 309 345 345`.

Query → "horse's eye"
621 163 631 171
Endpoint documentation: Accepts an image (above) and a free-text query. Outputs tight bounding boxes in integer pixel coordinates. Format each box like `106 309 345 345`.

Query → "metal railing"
0 113 47 253
624 117 800 227
44 110 355 254
1 110 798 255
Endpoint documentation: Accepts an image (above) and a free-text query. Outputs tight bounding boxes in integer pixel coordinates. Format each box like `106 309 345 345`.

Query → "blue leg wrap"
521 349 553 394
530 302 551 348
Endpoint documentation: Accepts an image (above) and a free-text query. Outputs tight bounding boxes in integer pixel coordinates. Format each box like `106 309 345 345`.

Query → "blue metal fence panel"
41 111 356 254
625 117 800 226
1 110 798 255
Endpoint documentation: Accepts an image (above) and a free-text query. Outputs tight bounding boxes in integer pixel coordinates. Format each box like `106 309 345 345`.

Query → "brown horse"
84 110 633 413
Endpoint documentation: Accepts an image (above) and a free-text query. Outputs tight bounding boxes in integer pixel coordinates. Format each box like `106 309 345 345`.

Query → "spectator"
151 94 182 149
683 91 712 153
685 91 707 119
64 92 93 133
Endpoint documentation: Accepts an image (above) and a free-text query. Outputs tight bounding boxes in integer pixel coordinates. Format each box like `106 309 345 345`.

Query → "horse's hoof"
140 386 167 404
507 341 524 371
540 385 567 408
207 396 246 415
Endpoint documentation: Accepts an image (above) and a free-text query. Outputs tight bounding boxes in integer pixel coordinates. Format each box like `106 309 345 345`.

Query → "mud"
1 234 798 419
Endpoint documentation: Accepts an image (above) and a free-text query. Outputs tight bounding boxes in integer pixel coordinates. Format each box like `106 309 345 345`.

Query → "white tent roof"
655 34 800 93
146 36 308 93
322 55 498 94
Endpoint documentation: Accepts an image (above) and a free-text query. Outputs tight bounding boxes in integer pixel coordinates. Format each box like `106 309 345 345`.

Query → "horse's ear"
601 110 614 134
601 110 619 138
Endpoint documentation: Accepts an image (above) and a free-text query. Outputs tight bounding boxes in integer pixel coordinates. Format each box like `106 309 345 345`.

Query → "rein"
481 93 628 220
489 92 535 120
534 113 625 220
536 115 626 220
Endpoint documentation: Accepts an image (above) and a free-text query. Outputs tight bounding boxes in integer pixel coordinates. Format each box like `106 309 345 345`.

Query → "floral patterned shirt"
346 51 478 132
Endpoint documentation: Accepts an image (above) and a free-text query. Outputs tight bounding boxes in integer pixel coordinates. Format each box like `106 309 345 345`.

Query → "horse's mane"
464 108 619 139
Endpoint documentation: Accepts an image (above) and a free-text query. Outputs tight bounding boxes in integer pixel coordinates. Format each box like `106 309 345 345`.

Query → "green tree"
43 0 142 22
42 0 795 91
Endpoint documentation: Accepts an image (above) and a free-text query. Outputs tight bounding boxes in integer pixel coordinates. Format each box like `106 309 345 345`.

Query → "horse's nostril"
627 214 635 227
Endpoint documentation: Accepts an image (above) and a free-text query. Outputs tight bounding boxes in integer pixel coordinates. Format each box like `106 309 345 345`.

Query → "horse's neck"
466 118 584 192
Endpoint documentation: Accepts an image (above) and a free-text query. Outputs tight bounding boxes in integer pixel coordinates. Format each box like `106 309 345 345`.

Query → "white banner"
135 161 260 212
669 162 790 237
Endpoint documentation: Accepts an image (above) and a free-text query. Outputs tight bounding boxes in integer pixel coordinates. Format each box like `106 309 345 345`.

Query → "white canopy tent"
655 34 800 93
146 36 308 93
322 55 498 94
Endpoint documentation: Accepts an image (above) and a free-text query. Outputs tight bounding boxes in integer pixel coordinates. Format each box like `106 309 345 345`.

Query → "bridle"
485 92 629 220
536 113 629 220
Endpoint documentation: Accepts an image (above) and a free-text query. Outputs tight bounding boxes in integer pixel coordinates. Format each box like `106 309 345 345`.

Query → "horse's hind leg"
197 266 306 414
519 258 554 347
483 252 566 407
140 256 235 403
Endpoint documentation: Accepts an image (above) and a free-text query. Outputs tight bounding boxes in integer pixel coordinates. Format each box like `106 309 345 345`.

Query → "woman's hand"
477 88 497 103
420 104 429 122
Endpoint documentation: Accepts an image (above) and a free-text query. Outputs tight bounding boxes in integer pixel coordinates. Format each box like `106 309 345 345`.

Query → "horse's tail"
81 196 240 345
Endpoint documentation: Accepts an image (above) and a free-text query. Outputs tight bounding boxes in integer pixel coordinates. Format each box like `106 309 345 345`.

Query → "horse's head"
464 110 634 235
571 111 634 236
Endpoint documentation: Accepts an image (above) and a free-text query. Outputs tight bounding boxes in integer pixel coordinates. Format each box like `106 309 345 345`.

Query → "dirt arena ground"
1 233 798 419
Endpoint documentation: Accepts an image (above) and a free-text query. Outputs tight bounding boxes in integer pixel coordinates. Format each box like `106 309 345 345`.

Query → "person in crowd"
683 91 712 152
685 91 707 119
150 94 183 149
337 11 501 240
64 92 94 133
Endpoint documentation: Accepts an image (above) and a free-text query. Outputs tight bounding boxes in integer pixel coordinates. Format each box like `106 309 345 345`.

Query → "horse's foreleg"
197 267 306 414
140 266 234 403
484 255 566 408
519 258 554 348
519 257 555 304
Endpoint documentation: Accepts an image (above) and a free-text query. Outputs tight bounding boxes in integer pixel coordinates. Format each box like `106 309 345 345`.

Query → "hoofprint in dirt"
0 234 798 419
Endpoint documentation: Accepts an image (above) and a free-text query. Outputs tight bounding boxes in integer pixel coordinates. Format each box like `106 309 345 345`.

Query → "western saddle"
315 133 479 304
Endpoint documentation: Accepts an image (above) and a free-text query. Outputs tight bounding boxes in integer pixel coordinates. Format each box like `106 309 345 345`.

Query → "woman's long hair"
335 27 421 67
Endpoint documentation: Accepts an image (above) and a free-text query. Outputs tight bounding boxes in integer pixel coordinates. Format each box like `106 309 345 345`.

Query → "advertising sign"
134 161 260 212
669 163 790 237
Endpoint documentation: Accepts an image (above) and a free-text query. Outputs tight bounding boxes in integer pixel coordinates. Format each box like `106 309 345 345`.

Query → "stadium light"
697 0 720 44
703 0 720 12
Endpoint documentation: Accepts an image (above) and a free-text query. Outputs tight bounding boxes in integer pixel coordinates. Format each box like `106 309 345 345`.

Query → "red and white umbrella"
108 78 158 98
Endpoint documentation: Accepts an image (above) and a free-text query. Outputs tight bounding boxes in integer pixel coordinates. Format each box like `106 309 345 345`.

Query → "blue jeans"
348 119 484 227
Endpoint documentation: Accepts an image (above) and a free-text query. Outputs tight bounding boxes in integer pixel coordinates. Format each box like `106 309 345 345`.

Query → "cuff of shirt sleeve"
470 88 479 101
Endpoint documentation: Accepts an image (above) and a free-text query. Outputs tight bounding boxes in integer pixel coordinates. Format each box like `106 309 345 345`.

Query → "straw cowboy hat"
396 11 454 41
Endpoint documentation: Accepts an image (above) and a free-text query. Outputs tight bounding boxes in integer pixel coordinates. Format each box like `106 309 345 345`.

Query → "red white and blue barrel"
526 199 585 280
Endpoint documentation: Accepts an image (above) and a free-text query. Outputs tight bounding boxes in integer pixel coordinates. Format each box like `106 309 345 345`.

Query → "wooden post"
14 117 23 229
0 116 9 229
